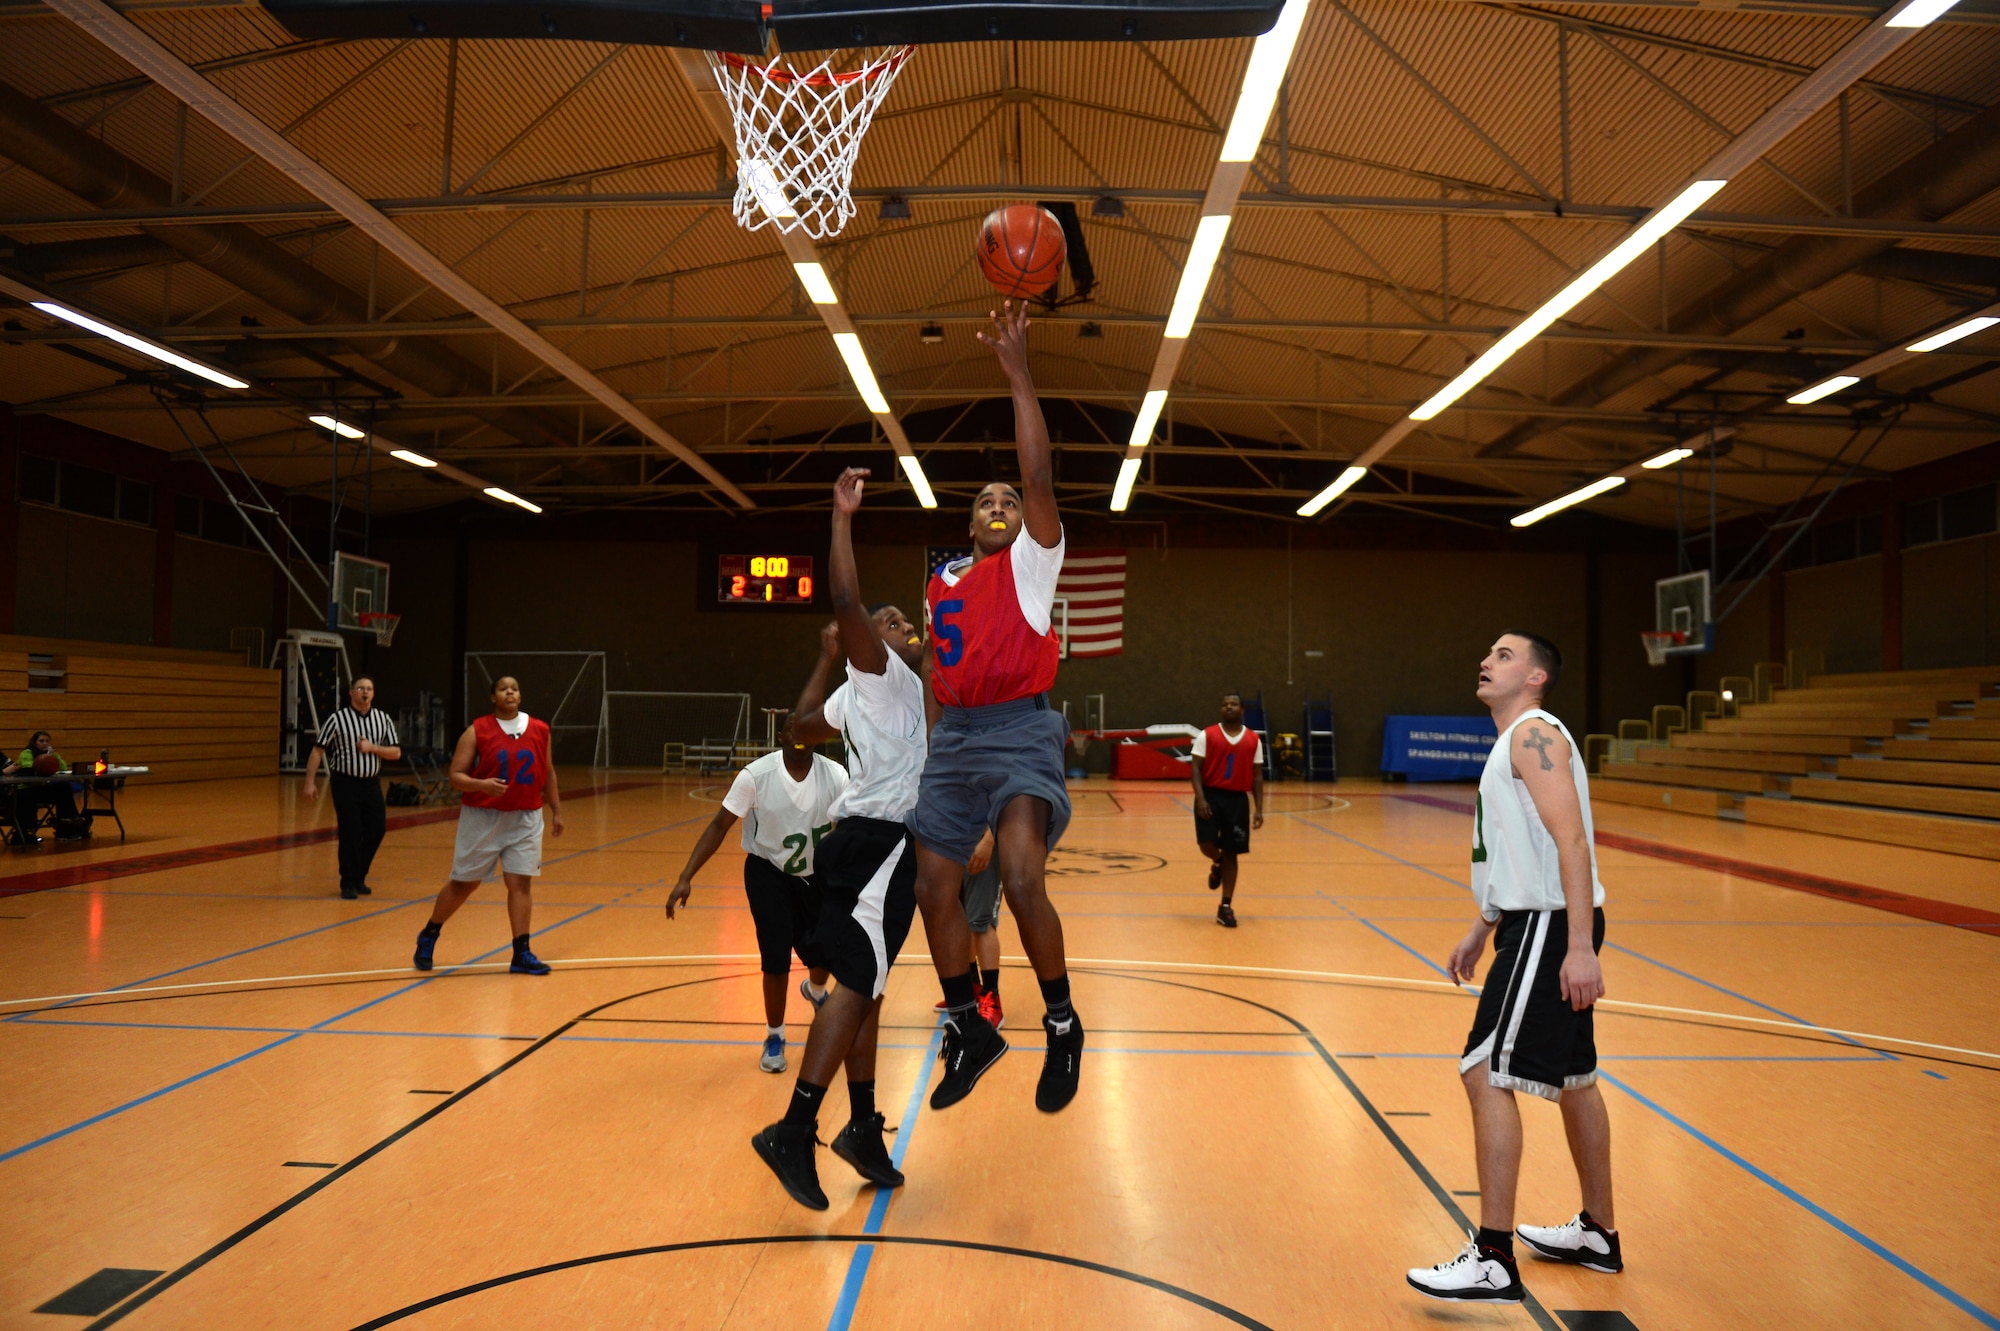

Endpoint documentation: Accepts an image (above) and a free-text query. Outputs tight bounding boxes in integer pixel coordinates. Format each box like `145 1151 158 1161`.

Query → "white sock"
806 980 827 999
767 1025 784 1039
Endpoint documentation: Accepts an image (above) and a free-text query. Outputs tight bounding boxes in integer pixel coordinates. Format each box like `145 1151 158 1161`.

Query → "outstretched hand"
818 620 843 660
833 466 869 515
976 300 1032 379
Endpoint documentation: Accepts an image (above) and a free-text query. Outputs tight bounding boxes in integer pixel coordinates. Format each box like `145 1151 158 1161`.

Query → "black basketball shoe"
751 1122 828 1211
930 1012 1008 1110
830 1113 904 1188
1035 1012 1085 1113
1207 862 1223 890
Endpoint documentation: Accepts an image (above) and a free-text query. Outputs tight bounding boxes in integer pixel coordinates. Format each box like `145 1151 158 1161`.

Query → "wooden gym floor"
2 775 1996 1330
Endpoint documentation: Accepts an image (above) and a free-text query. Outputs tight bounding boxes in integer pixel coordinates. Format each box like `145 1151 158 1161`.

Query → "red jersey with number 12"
462 713 552 811
926 540 1061 708
1200 724 1260 792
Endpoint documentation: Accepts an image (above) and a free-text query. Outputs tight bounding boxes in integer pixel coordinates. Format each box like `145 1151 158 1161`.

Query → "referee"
302 676 402 899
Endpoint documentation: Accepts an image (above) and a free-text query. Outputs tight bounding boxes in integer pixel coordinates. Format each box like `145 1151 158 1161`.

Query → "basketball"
978 203 1066 298
33 752 60 776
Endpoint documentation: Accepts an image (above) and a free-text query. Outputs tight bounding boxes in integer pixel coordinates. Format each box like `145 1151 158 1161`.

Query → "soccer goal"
464 651 607 768
604 691 755 772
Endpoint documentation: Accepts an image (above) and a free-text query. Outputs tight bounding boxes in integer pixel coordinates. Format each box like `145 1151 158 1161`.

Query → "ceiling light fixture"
483 486 543 514
1297 465 1367 518
918 322 944 344
389 448 438 467
1907 315 1998 352
742 158 795 221
1786 374 1861 405
308 414 367 439
31 300 249 389
1219 0 1311 162
1411 179 1728 421
1641 447 1695 469
1511 475 1627 528
1885 0 1963 26
878 195 912 221
1109 456 1143 512
898 453 938 509
1128 389 1168 449
1164 214 1232 339
831 332 891 413
793 262 839 305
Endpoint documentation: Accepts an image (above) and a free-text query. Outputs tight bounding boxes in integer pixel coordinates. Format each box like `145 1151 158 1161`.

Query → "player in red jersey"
1189 693 1265 928
412 675 565 975
910 300 1082 1115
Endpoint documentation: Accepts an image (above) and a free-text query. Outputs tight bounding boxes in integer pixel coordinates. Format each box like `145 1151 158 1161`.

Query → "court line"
1600 1071 2000 1329
1604 940 1887 1058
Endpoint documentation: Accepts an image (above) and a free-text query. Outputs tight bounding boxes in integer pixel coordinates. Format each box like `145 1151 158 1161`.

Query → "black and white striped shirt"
315 707 400 778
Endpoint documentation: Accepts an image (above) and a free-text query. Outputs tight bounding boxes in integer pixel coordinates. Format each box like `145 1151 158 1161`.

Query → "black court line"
345 1234 1273 1329
405 1089 453 1096
282 1161 338 1169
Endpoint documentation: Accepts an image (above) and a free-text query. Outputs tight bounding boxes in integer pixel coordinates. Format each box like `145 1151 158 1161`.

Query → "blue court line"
1600 1071 1999 1329
1313 890 1459 981
827 1018 947 1331
1603 940 1889 1058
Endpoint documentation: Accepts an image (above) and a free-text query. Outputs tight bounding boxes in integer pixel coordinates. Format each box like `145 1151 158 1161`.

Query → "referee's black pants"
329 773 387 892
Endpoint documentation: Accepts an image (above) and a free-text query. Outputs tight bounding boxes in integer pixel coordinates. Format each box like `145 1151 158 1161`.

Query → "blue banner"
1381 715 1497 781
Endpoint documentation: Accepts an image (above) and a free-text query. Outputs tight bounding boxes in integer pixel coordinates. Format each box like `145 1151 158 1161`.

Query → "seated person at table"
13 732 86 843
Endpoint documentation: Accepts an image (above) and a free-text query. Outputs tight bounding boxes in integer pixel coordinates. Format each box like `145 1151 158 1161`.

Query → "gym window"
1905 483 1998 549
17 455 154 527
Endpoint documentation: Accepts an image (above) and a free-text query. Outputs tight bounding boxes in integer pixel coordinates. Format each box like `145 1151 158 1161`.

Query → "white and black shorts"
1460 907 1605 1101
451 805 543 881
806 815 917 1000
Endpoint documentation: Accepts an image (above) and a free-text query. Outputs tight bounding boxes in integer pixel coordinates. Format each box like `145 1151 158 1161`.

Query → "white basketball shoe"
1517 1211 1623 1273
1406 1232 1524 1303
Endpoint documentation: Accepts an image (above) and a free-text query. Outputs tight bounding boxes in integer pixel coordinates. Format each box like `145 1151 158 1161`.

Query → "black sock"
983 969 998 1000
420 921 442 940
940 969 980 1025
511 933 530 958
784 1078 826 1128
1039 974 1073 1030
848 1079 876 1124
1476 1227 1514 1259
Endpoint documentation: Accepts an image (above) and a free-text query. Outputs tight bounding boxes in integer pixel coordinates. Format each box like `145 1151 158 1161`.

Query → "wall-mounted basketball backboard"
331 552 390 634
1654 571 1714 656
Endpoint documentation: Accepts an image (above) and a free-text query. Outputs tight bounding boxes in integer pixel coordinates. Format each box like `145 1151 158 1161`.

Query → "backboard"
332 552 390 634
1654 571 1714 655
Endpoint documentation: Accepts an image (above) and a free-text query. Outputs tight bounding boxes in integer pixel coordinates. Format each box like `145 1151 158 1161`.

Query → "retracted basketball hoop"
359 612 402 647
707 43 912 238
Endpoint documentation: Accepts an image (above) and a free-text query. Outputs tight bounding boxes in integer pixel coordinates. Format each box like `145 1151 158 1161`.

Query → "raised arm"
978 301 1058 547
829 467 889 675
1515 721 1603 1011
789 621 846 747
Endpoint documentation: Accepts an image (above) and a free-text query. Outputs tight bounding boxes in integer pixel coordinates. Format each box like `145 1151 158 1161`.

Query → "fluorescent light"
1164 214 1232 338
742 158 794 220
1641 447 1695 470
308 413 367 439
1786 375 1860 405
1109 456 1142 511
1886 0 1962 26
1129 389 1168 448
31 300 248 389
1219 0 1310 162
898 453 938 509
483 486 542 513
1411 179 1728 421
793 262 839 305
1511 475 1626 528
1907 316 1998 352
831 332 890 413
389 448 437 468
1297 465 1367 517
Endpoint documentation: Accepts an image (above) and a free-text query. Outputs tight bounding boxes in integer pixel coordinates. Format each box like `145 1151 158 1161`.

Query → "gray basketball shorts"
960 861 1002 932
451 804 543 881
907 695 1071 867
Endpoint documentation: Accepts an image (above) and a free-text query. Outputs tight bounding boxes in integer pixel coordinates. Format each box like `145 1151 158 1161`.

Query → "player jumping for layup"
912 300 1081 1114
413 676 563 975
1407 632 1617 1304
750 467 928 1211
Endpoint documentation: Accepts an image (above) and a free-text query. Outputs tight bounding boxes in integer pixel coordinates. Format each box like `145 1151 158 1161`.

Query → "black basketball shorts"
1195 786 1252 855
806 816 918 1001
742 855 821 976
1460 906 1606 1101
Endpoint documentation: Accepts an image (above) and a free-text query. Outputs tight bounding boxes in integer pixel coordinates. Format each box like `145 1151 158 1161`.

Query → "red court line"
0 781 656 898
1384 792 2000 937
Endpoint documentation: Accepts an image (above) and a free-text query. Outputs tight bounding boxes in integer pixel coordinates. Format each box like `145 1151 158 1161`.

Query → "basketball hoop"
359 612 401 647
1640 630 1682 667
706 45 912 238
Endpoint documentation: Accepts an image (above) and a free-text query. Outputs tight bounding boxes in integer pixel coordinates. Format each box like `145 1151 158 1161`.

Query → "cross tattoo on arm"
1521 727 1556 771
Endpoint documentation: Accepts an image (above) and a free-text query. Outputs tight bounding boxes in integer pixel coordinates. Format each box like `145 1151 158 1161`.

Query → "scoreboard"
717 553 815 605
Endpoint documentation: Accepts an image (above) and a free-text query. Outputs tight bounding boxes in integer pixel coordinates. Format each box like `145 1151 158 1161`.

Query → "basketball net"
360 612 401 647
706 45 912 238
1640 630 1681 667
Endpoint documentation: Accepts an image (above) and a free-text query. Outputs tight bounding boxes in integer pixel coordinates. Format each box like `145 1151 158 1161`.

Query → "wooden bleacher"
1589 659 2000 861
0 634 278 782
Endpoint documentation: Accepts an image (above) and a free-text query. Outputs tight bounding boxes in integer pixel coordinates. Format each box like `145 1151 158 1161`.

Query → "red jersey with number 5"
1199 724 1260 792
925 538 1063 709
462 714 552 811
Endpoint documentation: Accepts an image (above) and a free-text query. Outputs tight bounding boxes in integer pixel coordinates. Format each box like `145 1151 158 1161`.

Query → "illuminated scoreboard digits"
718 554 815 605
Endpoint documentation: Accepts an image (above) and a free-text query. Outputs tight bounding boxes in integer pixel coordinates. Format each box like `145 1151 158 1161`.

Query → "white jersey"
820 649 926 822
1471 708 1604 920
722 750 849 876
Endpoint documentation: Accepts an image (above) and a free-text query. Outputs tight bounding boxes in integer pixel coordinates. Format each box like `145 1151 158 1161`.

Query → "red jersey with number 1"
1200 724 1260 792
926 538 1063 709
461 713 552 811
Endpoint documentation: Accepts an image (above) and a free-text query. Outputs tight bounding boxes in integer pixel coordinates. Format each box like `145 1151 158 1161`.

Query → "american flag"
1056 549 1126 657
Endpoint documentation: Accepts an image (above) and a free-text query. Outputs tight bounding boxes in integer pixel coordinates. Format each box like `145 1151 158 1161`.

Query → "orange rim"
717 46 911 89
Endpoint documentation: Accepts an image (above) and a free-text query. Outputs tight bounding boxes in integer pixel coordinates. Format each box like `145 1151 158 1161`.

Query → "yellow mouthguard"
907 635 921 645
987 520 1007 530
